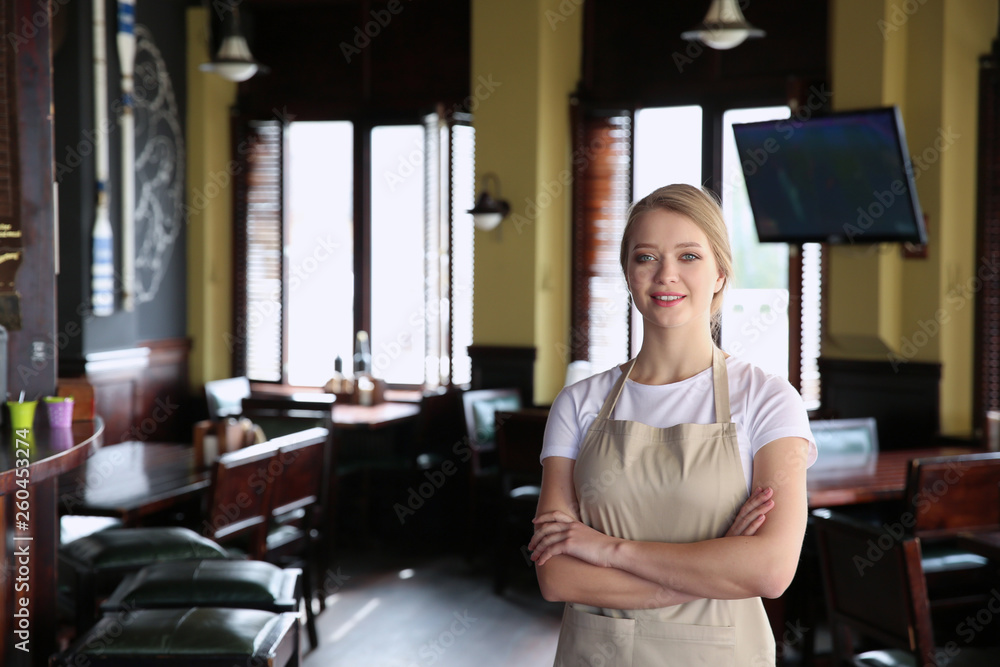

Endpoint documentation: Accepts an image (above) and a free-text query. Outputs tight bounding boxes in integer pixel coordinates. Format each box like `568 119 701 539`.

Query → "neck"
630 323 717 385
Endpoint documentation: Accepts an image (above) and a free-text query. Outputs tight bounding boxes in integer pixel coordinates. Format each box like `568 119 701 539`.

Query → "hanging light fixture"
199 5 267 82
467 173 511 232
681 0 765 50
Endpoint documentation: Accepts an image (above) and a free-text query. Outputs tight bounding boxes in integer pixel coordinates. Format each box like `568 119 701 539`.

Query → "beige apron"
553 347 775 666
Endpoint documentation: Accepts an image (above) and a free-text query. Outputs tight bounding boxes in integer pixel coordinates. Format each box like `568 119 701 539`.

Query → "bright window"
286 121 354 387
721 106 791 379
370 125 427 385
631 106 704 358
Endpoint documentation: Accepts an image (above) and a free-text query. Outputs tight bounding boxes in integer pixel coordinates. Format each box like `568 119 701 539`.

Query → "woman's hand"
724 486 774 538
529 510 622 568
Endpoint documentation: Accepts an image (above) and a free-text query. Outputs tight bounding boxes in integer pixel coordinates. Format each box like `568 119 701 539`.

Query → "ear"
714 271 725 294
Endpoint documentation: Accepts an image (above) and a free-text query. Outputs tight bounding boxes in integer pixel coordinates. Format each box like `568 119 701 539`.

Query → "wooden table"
57 441 209 526
0 419 104 667
242 392 335 421
332 402 421 430
806 446 979 508
957 530 1000 561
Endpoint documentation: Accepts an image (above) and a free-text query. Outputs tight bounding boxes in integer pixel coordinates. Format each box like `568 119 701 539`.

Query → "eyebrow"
632 242 704 251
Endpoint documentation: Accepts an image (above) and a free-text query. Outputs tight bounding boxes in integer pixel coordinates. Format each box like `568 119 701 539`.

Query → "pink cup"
44 397 74 429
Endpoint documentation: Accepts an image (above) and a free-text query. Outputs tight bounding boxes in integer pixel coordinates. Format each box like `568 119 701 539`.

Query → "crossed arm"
530 437 810 608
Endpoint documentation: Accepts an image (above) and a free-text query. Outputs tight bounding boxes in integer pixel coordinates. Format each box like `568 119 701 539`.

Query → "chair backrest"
808 417 878 472
205 376 251 421
494 408 548 484
267 427 331 520
204 441 278 559
811 509 935 665
904 451 1000 538
413 387 467 459
461 388 522 449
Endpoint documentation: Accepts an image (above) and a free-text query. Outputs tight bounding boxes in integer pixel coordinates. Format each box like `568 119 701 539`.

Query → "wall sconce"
467 173 510 232
199 5 268 82
681 0 765 50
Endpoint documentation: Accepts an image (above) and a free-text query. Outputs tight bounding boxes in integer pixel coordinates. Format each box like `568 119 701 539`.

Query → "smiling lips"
651 292 686 307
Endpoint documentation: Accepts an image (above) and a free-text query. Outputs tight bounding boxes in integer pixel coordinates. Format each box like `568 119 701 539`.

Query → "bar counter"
0 418 104 667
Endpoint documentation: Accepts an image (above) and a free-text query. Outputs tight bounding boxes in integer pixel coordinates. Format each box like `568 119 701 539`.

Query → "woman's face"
626 209 724 334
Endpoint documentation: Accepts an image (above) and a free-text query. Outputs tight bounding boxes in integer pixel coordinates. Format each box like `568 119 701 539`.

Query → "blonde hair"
619 184 734 334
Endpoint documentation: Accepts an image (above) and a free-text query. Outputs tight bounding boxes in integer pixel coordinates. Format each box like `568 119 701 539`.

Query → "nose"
654 258 678 284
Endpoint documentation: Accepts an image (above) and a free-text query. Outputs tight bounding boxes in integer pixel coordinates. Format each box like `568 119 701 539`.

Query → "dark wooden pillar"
974 12 1000 443
1 0 57 403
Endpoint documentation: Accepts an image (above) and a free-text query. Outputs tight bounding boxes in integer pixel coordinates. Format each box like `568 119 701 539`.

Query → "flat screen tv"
732 106 926 245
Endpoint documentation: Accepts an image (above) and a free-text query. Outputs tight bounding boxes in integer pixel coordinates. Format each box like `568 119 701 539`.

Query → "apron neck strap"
597 358 636 421
712 346 731 424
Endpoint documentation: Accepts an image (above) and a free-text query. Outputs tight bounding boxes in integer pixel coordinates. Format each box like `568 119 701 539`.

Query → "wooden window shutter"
232 118 285 382
570 108 634 366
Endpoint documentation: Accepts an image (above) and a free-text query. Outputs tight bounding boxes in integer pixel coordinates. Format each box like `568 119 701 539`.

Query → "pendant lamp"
681 0 765 50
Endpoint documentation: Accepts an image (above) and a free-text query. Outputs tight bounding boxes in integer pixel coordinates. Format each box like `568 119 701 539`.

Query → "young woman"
529 184 817 666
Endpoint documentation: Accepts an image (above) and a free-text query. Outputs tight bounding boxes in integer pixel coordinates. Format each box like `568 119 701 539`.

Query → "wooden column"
975 22 1000 441
1 0 57 402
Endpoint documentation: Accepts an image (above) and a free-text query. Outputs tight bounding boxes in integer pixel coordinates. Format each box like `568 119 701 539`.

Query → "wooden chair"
904 452 1000 539
492 408 547 594
89 430 331 652
812 509 1000 667
100 561 302 616
412 386 467 470
808 417 879 473
204 376 252 421
203 440 280 559
262 427 332 650
902 452 1000 640
461 388 522 552
60 442 280 633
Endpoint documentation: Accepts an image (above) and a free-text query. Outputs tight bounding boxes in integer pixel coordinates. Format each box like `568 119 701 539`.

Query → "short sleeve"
539 386 585 462
746 375 818 467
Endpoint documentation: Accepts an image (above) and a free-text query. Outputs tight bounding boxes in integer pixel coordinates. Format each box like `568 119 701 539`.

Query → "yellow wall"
535 1 581 404
186 7 237 388
471 0 582 404
827 0 995 435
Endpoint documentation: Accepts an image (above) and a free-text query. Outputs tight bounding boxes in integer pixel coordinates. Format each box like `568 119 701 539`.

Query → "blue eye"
636 253 655 262
681 253 699 261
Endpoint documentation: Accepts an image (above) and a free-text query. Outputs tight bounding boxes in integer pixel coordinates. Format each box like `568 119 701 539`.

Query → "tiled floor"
303 548 563 666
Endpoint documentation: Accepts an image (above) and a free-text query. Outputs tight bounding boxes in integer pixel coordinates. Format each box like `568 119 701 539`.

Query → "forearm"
537 554 700 609
609 535 798 600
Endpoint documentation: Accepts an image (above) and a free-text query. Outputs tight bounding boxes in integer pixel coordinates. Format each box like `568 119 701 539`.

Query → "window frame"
231 109 474 390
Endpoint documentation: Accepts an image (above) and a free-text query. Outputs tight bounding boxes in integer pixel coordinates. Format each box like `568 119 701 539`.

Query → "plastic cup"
44 396 74 429
7 400 37 432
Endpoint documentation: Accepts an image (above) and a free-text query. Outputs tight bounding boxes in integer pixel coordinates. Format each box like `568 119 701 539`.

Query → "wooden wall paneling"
467 344 537 407
82 350 147 445
59 338 191 445
817 358 942 451
137 337 192 442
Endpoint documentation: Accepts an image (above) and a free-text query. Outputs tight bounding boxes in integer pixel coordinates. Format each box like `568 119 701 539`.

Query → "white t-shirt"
541 356 818 493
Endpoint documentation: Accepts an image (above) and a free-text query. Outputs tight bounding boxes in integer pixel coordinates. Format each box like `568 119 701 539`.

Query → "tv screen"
732 106 926 245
